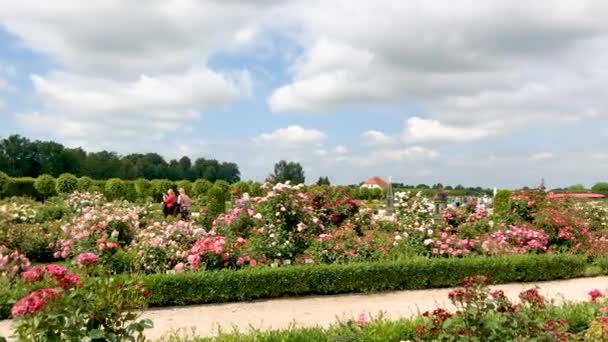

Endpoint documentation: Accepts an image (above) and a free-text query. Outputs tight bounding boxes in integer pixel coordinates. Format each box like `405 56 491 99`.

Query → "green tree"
591 182 608 196
316 176 331 186
271 160 305 184
566 184 587 193
192 179 212 198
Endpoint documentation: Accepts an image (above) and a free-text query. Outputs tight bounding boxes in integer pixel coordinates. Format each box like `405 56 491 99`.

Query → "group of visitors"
162 188 191 221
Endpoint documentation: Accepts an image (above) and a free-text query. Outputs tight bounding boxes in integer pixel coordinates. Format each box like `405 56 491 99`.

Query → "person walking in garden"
177 188 192 221
163 189 177 217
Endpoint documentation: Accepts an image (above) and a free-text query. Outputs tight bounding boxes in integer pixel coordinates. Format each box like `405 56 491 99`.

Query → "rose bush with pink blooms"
11 261 152 341
480 225 549 255
132 220 206 273
0 245 31 280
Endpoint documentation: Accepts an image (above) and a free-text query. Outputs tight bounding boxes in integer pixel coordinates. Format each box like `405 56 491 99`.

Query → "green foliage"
0 134 240 182
205 184 230 224
176 180 193 194
105 178 127 200
34 174 56 199
493 189 512 218
152 179 174 199
134 178 153 199
566 184 588 193
1 177 41 200
591 182 608 196
142 254 586 308
192 179 212 198
12 272 152 342
231 181 250 196
55 173 78 194
77 176 94 191
271 160 305 184
0 171 8 194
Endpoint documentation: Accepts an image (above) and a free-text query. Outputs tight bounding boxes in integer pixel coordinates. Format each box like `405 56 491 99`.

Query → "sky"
0 1 608 188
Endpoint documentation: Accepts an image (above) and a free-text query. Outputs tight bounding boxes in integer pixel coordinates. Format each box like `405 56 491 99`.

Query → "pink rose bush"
132 220 206 273
0 245 31 279
53 205 139 262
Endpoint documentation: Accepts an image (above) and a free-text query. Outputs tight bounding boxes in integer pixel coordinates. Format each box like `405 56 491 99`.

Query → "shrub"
123 181 138 202
591 182 608 197
134 178 153 199
192 179 212 198
55 173 78 194
493 189 512 218
205 184 229 222
2 178 40 200
151 179 174 201
34 175 56 199
11 265 153 341
105 178 126 200
176 180 193 195
0 171 8 195
77 176 93 191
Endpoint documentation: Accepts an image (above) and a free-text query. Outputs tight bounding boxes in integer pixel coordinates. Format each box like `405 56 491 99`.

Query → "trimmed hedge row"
142 254 588 308
0 254 591 319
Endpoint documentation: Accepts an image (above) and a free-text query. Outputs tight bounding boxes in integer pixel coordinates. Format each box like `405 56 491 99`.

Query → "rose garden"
2 172 608 340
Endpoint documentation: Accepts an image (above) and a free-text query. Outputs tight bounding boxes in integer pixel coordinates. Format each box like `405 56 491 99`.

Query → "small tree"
56 173 78 194
271 160 305 184
316 176 331 186
592 182 608 196
35 174 56 199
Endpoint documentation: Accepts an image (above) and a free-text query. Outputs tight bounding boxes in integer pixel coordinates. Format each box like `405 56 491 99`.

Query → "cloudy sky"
1 1 607 188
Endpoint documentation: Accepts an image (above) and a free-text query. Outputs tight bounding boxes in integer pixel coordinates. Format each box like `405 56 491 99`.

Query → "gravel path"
2 276 608 340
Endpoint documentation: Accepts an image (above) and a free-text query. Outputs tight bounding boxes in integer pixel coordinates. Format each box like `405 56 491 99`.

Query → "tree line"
0 135 240 182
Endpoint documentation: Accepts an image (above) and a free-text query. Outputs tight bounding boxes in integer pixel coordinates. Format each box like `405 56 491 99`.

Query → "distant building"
361 176 389 190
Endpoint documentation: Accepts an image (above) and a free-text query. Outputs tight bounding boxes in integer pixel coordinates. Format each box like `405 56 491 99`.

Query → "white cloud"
16 69 251 150
361 130 396 146
531 152 555 161
403 117 499 143
592 153 608 161
268 1 608 138
0 1 276 76
333 145 348 154
1 1 266 149
254 125 326 147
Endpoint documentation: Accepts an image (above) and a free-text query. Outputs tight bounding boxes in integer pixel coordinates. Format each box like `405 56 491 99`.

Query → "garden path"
2 276 608 340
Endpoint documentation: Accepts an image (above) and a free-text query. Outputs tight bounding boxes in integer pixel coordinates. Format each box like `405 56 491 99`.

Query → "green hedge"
142 254 587 308
1 177 42 200
0 254 592 319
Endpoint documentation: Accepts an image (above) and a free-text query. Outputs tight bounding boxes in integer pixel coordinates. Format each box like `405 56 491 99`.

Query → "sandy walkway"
2 276 607 340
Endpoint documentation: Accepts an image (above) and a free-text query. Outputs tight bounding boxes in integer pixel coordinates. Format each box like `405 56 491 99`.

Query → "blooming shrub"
11 263 152 341
393 191 434 231
414 276 569 341
0 245 31 280
249 182 316 260
305 224 393 264
132 220 206 273
0 202 38 224
429 229 475 257
480 225 549 255
186 234 255 270
53 205 139 262
65 191 106 212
